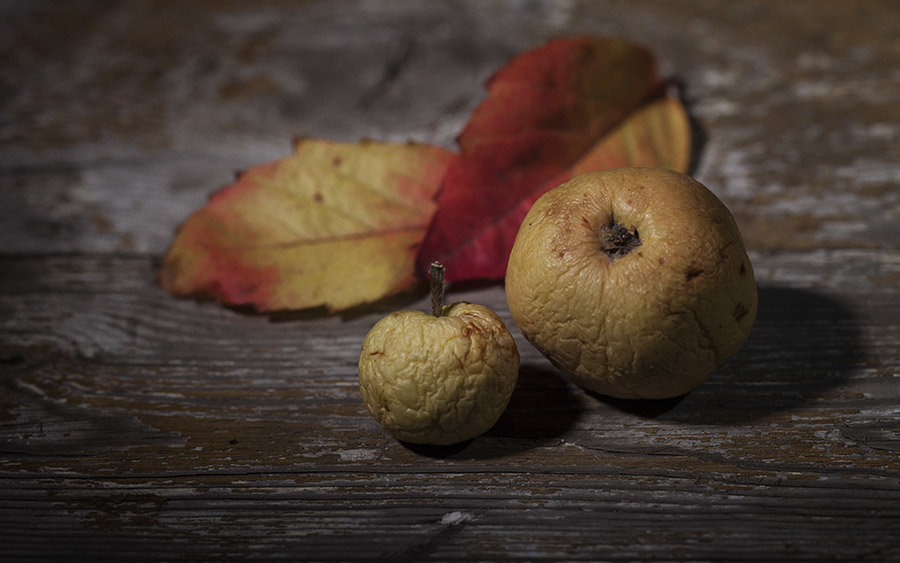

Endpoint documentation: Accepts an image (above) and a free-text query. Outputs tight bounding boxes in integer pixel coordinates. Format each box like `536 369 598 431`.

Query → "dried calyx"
597 220 641 259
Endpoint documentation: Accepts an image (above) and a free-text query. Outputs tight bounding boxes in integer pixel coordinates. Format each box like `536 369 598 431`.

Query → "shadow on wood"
402 365 583 459
594 286 863 423
672 77 708 178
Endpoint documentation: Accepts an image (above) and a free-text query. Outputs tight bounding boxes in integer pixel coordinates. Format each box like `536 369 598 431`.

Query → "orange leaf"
416 36 692 281
160 139 454 313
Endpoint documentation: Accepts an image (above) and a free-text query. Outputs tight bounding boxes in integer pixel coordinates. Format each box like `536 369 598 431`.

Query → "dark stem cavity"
598 221 641 259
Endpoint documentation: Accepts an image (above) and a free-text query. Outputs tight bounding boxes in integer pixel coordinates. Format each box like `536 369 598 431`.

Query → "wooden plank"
2 3 899 258
2 0 899 559
2 252 898 559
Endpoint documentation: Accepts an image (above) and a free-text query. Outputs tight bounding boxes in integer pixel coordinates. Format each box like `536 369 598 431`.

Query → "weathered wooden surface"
2 1 899 560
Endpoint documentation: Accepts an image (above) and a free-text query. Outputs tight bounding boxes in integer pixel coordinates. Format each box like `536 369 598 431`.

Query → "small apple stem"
429 261 445 317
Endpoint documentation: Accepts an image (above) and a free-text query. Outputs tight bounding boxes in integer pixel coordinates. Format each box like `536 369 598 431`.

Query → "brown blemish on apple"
734 302 750 322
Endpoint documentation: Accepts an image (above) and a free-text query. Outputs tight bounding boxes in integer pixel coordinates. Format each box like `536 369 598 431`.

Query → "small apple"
358 263 519 445
505 168 757 400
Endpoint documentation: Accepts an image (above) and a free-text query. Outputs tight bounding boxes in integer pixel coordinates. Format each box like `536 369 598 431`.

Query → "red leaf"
416 36 692 282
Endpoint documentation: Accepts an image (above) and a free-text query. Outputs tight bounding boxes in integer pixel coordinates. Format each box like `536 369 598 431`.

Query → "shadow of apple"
488 364 584 438
403 364 584 459
597 285 863 423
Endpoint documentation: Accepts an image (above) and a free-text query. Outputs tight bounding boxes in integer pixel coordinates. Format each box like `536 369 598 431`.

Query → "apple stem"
429 261 445 317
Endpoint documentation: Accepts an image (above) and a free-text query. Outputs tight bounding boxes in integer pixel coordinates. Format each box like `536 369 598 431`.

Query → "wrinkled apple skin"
358 302 519 445
505 168 757 400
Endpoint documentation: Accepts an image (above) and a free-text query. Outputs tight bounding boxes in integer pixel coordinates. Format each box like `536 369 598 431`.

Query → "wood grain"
2 252 898 559
2 0 899 560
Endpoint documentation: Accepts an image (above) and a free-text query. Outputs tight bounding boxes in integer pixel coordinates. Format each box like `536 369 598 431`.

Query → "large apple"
505 168 757 400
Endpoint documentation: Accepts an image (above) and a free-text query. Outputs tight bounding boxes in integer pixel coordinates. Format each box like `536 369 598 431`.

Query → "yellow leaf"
160 139 454 313
570 96 691 175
